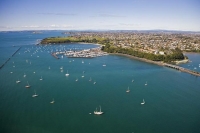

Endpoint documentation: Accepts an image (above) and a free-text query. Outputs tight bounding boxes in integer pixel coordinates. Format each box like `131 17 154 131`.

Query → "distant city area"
63 31 200 54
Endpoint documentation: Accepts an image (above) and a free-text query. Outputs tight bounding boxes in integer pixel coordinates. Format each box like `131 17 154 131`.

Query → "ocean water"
0 31 200 133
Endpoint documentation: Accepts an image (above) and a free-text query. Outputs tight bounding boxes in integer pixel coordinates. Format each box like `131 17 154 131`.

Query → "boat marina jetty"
51 47 108 58
164 63 200 77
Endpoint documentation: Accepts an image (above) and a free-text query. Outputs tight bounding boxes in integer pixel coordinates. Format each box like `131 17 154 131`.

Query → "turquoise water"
0 31 200 133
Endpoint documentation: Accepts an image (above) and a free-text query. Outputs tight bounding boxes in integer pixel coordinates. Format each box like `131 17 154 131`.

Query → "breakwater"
0 58 11 69
0 47 21 69
164 63 200 77
12 47 21 57
113 53 200 77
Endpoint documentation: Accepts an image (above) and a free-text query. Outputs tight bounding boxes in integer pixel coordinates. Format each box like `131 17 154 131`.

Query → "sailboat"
48 66 50 69
145 82 147 86
32 90 38 97
93 81 96 84
82 72 84 78
82 60 84 64
60 66 63 70
75 78 78 82
39 76 43 80
16 79 21 83
126 87 130 93
25 81 31 88
65 70 69 76
141 99 145 105
94 106 103 115
24 73 26 77
102 63 106 67
132 79 134 82
89 77 92 81
50 98 55 104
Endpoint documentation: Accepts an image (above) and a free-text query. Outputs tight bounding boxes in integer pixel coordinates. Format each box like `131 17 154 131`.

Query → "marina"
51 47 108 59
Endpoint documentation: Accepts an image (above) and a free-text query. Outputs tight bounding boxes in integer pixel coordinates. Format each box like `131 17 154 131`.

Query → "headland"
40 31 200 76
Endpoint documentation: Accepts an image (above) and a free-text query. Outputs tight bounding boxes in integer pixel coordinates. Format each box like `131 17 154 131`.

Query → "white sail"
32 90 38 97
126 87 130 93
50 98 55 104
94 106 103 115
141 99 145 105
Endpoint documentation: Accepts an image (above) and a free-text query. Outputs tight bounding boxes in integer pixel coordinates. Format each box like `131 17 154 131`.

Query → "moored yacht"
82 72 84 78
65 70 69 76
50 98 55 104
141 99 145 105
32 90 38 97
16 79 21 83
126 87 130 93
94 106 103 115
25 81 31 88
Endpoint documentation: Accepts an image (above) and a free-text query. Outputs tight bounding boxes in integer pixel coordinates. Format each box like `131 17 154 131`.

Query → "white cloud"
0 26 13 29
49 24 73 28
50 24 59 27
21 25 40 28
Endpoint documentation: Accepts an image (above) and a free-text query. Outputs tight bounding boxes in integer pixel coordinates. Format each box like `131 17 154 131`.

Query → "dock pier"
164 63 200 77
51 53 59 59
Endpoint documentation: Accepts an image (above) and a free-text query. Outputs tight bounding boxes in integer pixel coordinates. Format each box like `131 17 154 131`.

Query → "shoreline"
183 52 200 54
40 42 101 46
75 42 101 46
110 53 164 66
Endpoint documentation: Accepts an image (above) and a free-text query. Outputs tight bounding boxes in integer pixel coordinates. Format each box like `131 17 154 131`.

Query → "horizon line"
1 29 200 33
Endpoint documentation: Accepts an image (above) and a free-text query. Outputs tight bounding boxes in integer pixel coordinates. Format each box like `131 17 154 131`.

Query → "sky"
0 0 200 31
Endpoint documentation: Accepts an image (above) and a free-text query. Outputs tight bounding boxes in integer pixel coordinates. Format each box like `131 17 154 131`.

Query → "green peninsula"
40 31 192 63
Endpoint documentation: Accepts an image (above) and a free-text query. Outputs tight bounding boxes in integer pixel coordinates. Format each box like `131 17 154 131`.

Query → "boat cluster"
54 47 108 58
